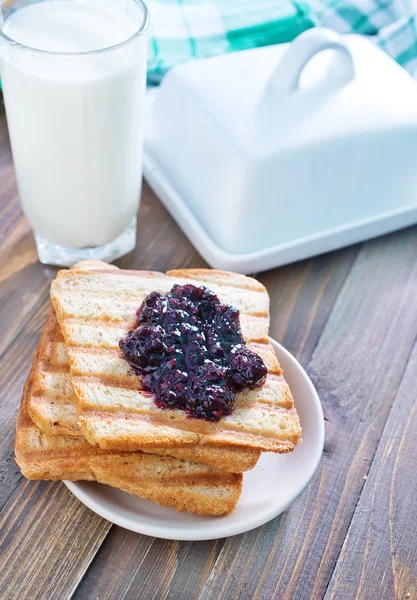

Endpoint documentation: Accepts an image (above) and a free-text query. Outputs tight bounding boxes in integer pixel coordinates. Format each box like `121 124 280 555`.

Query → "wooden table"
1 104 417 600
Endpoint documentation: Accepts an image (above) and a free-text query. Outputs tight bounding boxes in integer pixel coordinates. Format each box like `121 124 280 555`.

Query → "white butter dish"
144 29 417 273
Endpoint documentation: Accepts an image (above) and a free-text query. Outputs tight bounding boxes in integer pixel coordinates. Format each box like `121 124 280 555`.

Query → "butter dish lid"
161 28 417 149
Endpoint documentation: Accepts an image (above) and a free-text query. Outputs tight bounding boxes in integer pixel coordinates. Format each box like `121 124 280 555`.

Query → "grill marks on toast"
17 375 243 516
51 268 302 453
74 376 295 436
62 313 269 349
28 309 262 472
80 410 299 453
54 289 268 324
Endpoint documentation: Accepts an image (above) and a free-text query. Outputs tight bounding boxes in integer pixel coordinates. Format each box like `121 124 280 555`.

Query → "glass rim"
0 0 149 56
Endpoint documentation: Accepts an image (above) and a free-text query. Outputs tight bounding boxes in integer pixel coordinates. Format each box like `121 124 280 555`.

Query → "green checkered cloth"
146 0 417 84
299 0 417 72
146 0 315 83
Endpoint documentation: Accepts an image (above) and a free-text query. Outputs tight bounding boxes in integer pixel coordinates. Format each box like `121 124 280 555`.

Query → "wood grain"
324 338 417 599
199 228 417 600
259 245 359 362
116 181 207 272
0 301 49 509
73 528 224 600
0 480 111 600
0 109 55 358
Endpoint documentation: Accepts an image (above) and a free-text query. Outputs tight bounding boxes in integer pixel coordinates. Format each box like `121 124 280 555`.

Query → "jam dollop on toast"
120 284 267 421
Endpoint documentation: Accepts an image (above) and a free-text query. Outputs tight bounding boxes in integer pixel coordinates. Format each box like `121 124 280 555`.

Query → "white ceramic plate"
64 338 324 541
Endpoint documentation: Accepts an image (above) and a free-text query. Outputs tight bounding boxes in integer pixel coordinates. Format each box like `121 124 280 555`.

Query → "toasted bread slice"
16 369 242 516
29 260 260 471
51 267 302 453
29 308 261 472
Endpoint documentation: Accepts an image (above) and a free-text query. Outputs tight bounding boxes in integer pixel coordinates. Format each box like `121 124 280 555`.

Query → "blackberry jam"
119 284 267 421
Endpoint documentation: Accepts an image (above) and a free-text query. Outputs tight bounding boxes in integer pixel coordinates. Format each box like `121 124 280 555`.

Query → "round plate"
64 338 324 540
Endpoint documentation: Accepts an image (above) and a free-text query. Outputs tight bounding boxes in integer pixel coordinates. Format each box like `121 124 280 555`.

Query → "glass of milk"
0 0 149 266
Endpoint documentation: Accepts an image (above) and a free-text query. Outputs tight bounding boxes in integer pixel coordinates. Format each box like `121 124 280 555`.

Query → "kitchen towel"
146 0 417 83
303 0 417 73
146 0 315 83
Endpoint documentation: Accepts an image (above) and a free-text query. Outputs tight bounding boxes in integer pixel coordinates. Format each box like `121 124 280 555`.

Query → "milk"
1 1 147 248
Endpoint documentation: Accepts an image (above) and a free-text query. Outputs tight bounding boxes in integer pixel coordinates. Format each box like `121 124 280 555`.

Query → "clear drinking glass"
0 0 149 266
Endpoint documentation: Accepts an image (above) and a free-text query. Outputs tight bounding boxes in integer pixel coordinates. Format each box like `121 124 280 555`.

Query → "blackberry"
228 346 268 391
189 363 233 420
153 365 188 407
119 324 166 373
136 291 167 326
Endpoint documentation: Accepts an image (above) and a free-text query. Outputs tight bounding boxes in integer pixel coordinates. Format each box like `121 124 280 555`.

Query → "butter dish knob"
270 27 356 92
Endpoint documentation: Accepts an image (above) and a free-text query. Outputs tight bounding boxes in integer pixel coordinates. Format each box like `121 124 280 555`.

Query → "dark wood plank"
199 227 417 600
73 528 224 600
0 170 20 239
79 533 223 600
0 301 49 509
73 244 358 600
0 108 56 358
0 480 111 600
259 245 359 362
0 257 52 359
72 529 171 600
166 539 224 600
324 339 417 599
116 181 207 272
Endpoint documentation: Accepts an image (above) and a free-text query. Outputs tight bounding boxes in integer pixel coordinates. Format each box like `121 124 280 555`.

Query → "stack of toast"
15 261 302 516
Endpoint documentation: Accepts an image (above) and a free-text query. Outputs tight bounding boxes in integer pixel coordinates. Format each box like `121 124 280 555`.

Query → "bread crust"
17 372 242 516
